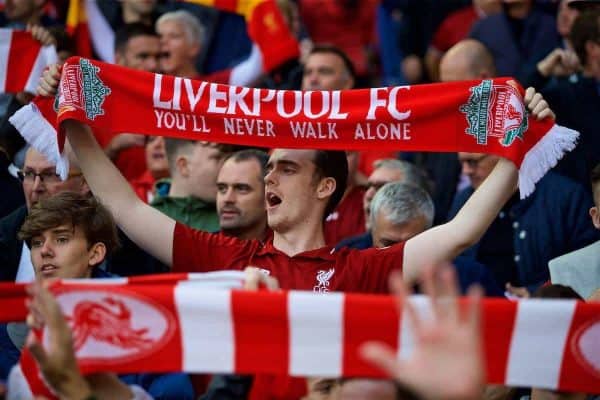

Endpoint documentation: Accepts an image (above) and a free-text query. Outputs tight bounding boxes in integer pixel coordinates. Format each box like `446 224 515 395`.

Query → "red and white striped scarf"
7 272 246 399
0 29 57 94
2 274 600 396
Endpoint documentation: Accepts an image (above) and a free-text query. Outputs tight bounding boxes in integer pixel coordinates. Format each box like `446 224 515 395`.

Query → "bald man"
416 39 498 224
439 39 496 82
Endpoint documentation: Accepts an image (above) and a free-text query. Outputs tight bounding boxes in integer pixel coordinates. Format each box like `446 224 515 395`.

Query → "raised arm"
64 121 175 266
39 65 175 266
402 88 554 283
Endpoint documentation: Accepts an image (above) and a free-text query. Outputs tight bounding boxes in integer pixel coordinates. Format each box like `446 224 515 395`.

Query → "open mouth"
220 208 240 218
266 192 282 209
160 51 172 63
40 264 58 276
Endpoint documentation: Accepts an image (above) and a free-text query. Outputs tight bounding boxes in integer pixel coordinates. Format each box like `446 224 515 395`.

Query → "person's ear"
88 242 107 268
115 51 125 66
590 206 600 229
188 42 201 59
344 75 355 90
316 176 336 200
176 155 189 177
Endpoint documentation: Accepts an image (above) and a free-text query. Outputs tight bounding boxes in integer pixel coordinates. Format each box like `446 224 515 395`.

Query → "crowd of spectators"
1 0 600 399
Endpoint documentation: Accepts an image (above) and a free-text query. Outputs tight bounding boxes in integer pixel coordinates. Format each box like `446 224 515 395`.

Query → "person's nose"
40 241 54 258
31 175 45 192
223 187 236 203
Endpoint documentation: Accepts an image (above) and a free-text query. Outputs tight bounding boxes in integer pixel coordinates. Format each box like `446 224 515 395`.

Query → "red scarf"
2 276 600 395
0 29 57 94
11 57 578 197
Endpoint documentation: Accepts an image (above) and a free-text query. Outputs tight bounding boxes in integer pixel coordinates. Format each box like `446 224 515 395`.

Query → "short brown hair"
18 192 120 255
570 9 600 66
307 44 356 83
312 150 348 220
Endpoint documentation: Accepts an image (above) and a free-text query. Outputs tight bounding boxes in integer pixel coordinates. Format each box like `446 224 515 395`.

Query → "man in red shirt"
60 127 531 292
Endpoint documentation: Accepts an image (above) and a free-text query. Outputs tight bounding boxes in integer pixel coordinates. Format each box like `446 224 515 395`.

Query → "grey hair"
156 10 205 46
373 159 431 193
369 182 435 229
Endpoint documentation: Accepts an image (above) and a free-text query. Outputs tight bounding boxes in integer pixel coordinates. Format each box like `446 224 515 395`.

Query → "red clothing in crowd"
94 130 146 182
173 222 404 293
114 147 146 182
358 150 399 176
430 6 479 52
324 186 366 245
130 170 156 204
299 0 378 77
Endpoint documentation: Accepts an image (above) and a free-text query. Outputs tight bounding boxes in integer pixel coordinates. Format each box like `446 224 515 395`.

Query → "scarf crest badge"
460 79 528 147
53 287 176 365
57 58 111 120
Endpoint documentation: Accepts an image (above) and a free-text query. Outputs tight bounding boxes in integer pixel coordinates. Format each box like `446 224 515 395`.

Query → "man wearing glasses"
0 146 89 283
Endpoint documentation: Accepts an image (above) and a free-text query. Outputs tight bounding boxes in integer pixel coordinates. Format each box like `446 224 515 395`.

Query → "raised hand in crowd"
523 87 555 121
243 266 280 291
25 281 134 400
360 266 485 400
505 283 530 299
105 133 147 161
537 48 580 78
27 24 57 48
38 63 61 97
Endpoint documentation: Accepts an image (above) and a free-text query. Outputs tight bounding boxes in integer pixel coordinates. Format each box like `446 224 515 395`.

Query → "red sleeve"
431 18 453 52
357 151 398 176
172 222 254 273
351 242 405 293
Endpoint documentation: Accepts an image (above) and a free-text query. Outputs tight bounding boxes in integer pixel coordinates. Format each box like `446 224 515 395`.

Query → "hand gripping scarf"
11 57 578 197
